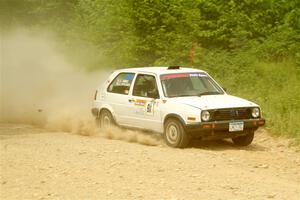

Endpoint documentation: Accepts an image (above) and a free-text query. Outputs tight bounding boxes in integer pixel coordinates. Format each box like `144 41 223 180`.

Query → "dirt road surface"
0 123 299 200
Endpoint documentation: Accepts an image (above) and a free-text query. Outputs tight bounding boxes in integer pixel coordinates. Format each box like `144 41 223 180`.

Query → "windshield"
160 72 224 97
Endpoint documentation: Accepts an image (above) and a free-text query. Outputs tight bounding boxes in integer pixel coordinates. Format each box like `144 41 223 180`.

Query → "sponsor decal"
133 99 154 115
160 73 189 80
116 79 131 87
134 99 146 106
145 101 154 115
160 73 207 80
125 73 134 81
189 73 207 77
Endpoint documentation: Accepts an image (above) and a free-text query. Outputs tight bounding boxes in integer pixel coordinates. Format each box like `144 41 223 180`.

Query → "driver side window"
133 74 159 99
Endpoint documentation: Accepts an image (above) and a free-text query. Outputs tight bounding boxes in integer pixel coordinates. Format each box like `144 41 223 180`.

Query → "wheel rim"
166 123 179 144
101 115 111 129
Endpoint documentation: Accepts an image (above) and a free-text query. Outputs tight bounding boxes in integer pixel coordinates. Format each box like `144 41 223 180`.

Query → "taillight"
94 90 98 100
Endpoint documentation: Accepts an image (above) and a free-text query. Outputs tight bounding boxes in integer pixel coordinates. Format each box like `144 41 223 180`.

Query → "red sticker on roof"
160 74 189 80
160 73 207 80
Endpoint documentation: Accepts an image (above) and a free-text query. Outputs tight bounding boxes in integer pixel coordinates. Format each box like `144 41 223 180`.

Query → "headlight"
251 108 260 118
201 110 210 121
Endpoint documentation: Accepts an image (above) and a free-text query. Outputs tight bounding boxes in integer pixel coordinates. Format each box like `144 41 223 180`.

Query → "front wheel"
164 118 190 148
232 131 254 146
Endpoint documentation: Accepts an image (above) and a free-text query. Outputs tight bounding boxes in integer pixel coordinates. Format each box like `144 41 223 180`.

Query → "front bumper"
185 118 265 139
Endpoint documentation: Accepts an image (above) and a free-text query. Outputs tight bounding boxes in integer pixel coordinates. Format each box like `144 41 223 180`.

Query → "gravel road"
0 123 299 200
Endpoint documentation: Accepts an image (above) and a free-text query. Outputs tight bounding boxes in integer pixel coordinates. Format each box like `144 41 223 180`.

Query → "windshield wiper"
197 91 221 96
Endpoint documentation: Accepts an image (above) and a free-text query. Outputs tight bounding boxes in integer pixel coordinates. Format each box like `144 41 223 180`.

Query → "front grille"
210 108 252 121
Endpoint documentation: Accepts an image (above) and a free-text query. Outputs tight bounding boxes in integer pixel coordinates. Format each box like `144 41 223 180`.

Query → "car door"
105 72 136 125
128 73 162 132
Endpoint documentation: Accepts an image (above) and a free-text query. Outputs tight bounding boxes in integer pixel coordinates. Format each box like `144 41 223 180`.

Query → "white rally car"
92 66 265 148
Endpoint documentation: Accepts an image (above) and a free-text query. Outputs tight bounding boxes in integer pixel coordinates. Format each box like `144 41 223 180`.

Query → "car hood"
168 94 258 110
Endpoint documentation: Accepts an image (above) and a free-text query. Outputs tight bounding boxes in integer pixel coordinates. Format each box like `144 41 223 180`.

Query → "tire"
95 117 101 128
164 118 190 148
99 109 115 129
232 131 254 146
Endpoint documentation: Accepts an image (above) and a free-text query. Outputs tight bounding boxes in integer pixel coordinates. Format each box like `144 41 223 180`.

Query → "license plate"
229 121 244 132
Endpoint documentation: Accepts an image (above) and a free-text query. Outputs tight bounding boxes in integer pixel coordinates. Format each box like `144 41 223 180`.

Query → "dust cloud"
0 30 162 146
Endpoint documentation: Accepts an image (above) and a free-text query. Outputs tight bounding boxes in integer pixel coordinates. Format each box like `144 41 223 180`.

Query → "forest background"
1 0 299 141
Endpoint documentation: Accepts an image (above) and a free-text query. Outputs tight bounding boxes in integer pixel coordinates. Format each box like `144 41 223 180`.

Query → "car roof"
115 66 206 76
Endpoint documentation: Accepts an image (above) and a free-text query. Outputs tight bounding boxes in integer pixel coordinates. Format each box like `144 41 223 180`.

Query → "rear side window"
107 73 135 95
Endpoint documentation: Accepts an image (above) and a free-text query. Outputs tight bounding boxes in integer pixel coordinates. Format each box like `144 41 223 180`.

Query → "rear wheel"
99 109 115 129
232 131 254 146
164 118 190 148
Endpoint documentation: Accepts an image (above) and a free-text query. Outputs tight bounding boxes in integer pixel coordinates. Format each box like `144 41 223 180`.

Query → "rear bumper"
185 118 265 139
